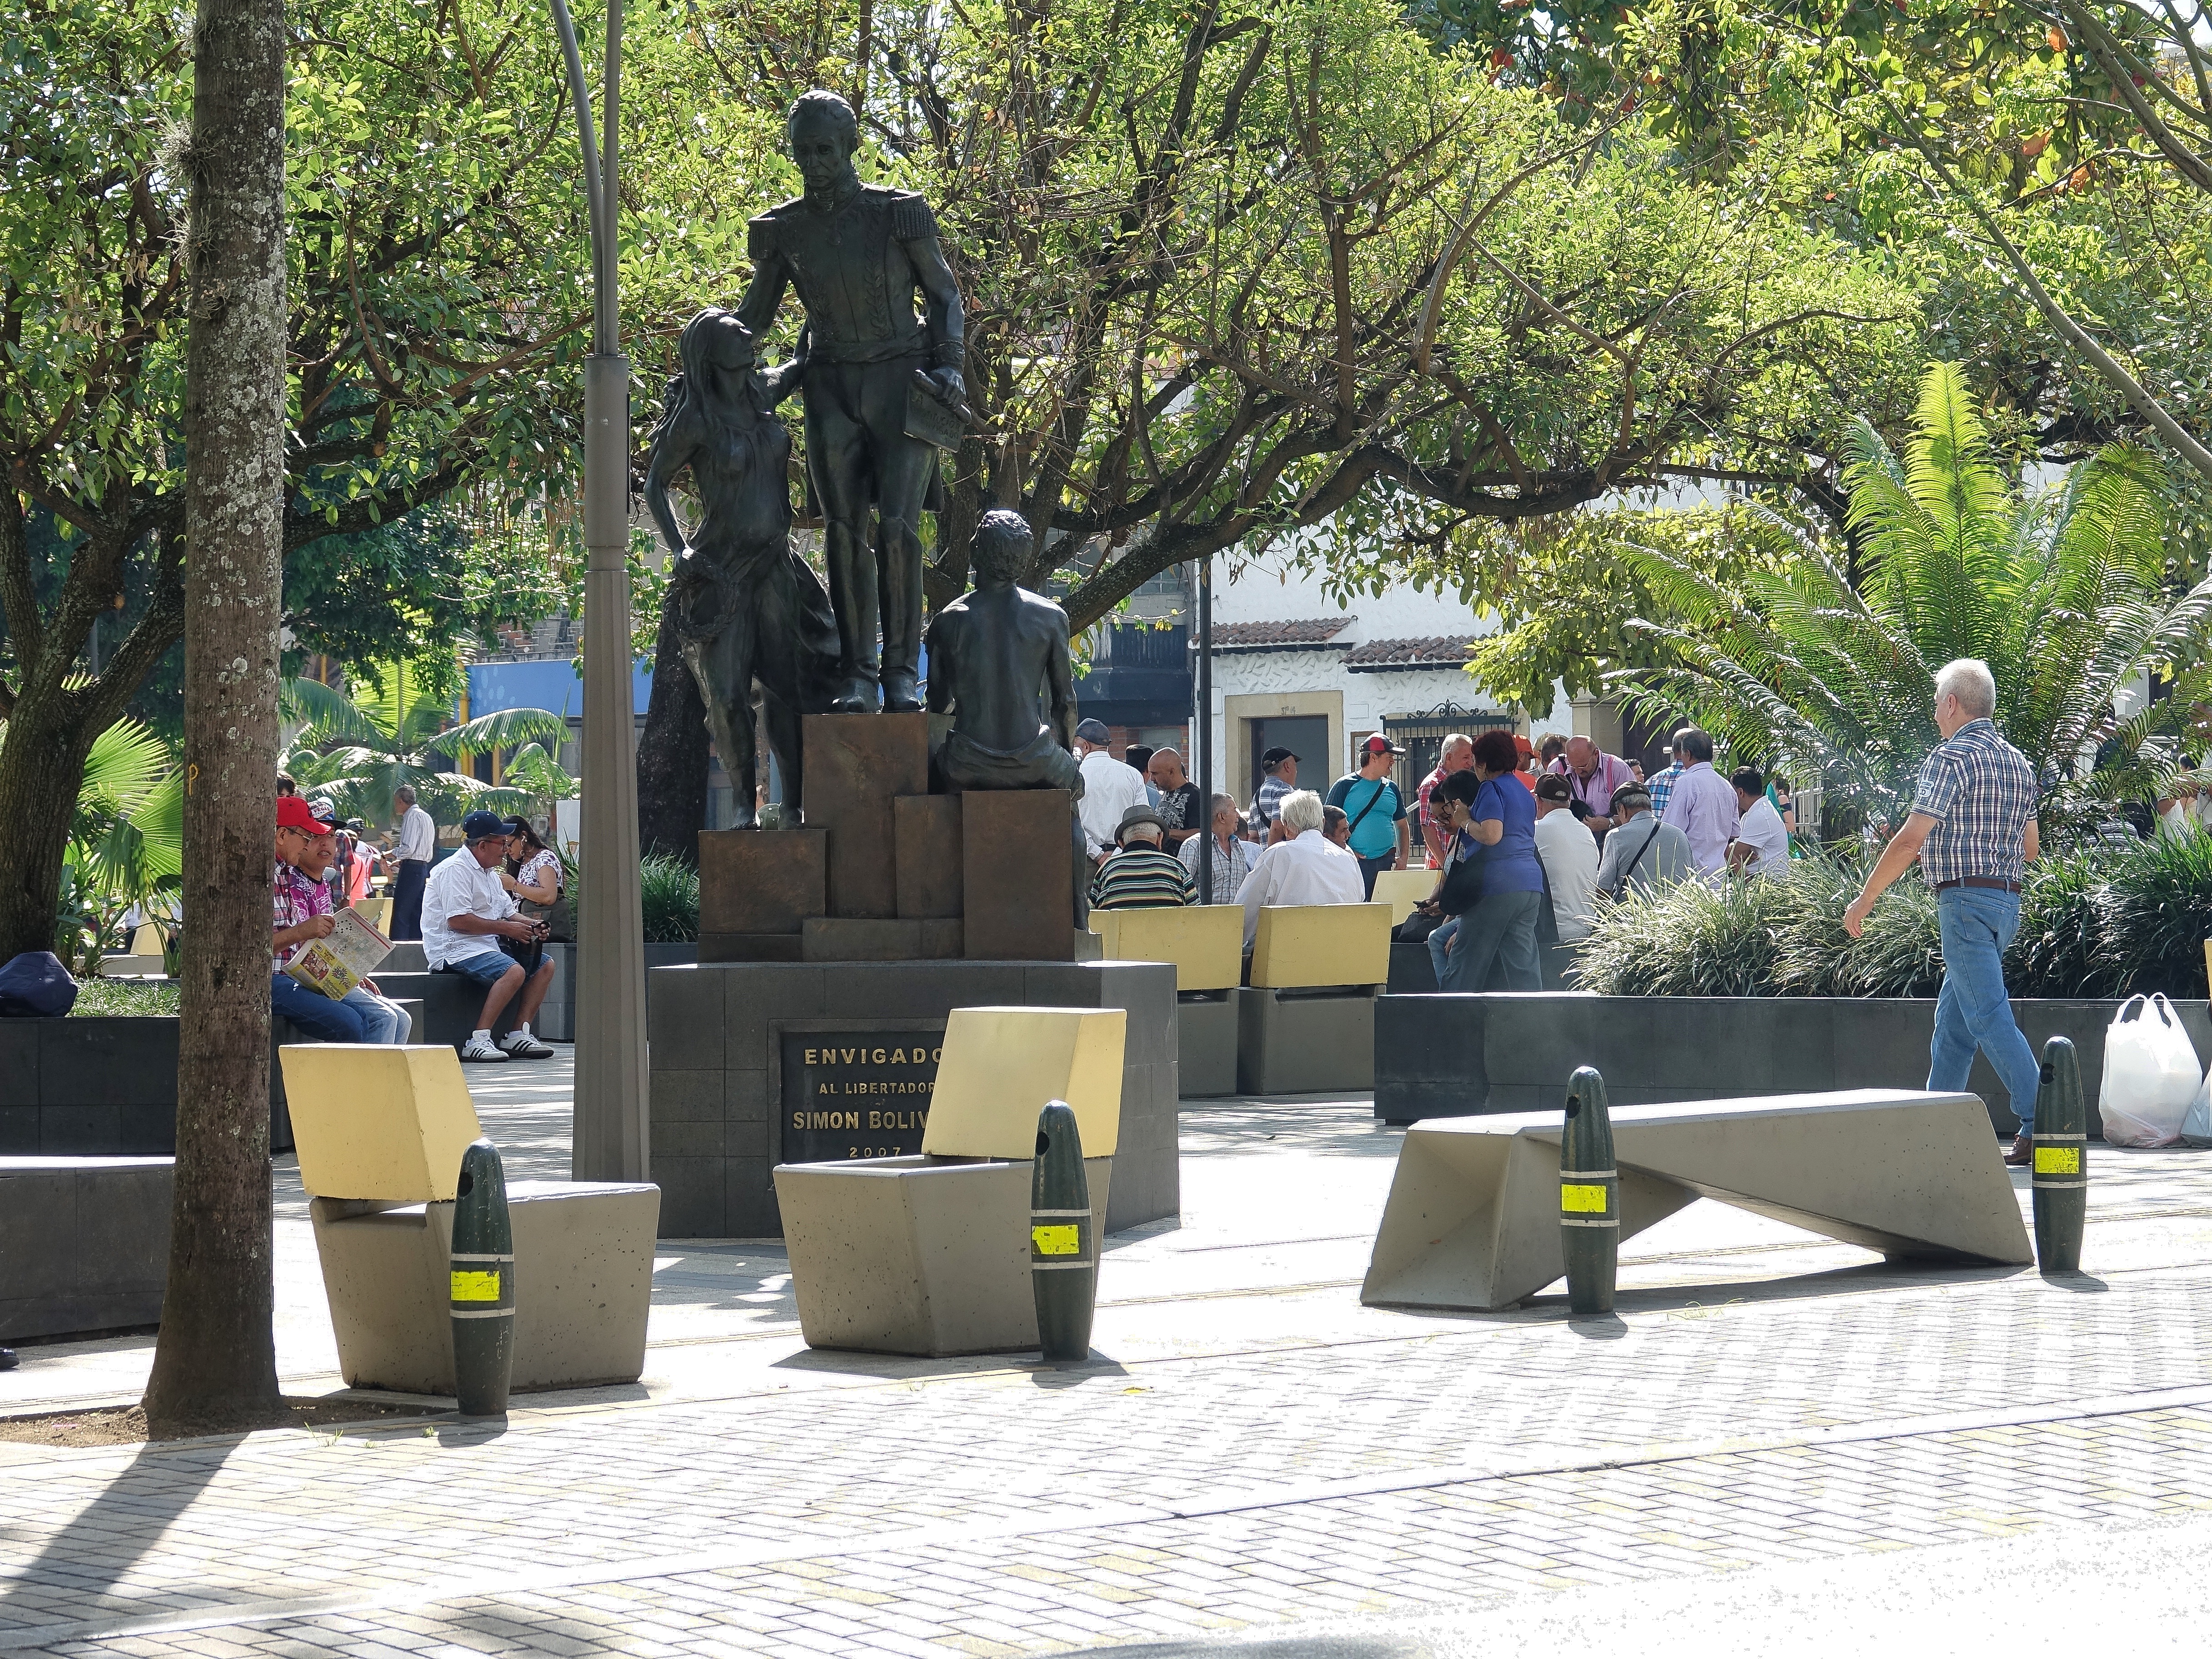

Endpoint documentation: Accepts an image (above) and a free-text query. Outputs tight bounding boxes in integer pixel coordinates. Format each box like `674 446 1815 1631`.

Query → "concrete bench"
280 1044 658 1394
1361 1088 2032 1312
775 1006 1121 1356
1091 906 1243 1097
1238 903 1393 1095
1369 869 1435 926
0 1156 172 1341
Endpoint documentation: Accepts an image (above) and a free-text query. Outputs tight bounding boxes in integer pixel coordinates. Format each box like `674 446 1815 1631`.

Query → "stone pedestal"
802 917 963 961
1176 993 1239 1097
804 714 930 918
1235 986 1377 1095
699 827 825 935
894 796 964 918
961 788 1076 960
647 958 1178 1239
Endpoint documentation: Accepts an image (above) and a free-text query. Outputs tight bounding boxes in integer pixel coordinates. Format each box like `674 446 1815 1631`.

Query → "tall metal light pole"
1195 555 1212 903
551 0 648 1181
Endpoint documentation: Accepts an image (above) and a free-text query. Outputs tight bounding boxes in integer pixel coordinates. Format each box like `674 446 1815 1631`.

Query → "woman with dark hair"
503 818 568 942
1428 728 1545 991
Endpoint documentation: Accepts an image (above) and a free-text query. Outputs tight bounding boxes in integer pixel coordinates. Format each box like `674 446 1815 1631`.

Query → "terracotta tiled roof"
1208 617 1355 651
1341 636 1476 671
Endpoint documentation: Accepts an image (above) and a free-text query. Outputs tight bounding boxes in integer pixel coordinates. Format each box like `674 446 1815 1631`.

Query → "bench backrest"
1250 902 1393 989
1089 905 1242 991
921 1006 1123 1159
280 1044 483 1201
1367 870 1434 926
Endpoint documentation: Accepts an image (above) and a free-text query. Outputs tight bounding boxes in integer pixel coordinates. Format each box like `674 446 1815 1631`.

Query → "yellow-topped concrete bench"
1239 903 1394 1095
1088 908 1242 1095
1250 902 1393 989
279 1044 658 1396
1369 869 1437 927
1089 906 1242 993
775 1005 1123 1356
351 896 392 933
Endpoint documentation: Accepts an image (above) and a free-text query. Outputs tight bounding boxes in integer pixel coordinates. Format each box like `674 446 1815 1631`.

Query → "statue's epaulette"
747 198 804 264
886 190 937 242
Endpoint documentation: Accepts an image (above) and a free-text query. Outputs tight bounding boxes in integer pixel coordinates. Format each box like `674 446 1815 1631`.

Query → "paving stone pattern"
8 1068 2212 1656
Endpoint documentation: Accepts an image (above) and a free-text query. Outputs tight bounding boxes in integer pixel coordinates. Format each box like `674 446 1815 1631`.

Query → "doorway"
1249 715 1330 798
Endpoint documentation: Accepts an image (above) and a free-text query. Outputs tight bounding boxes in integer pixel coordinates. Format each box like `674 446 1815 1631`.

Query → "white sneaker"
460 1035 508 1063
498 1030 553 1059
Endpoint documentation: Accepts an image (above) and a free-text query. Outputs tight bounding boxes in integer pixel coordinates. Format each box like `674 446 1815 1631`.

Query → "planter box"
0 1156 173 1341
1373 993 2212 1140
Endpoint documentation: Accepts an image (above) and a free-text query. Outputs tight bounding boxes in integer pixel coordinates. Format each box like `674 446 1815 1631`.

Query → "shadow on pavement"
0 1437 238 1639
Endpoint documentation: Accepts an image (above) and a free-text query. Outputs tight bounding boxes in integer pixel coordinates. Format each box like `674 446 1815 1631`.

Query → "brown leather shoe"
2004 1133 2035 1166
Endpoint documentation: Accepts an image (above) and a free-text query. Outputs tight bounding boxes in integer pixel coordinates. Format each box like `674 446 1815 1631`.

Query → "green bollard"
2031 1036 2087 1273
449 1137 515 1416
1560 1066 1619 1316
1030 1099 1096 1362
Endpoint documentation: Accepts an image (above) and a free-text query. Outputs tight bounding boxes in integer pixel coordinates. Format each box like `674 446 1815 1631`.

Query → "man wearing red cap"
272 795 407 1043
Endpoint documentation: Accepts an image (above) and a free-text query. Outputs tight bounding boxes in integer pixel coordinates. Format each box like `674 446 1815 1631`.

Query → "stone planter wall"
1373 993 2212 1140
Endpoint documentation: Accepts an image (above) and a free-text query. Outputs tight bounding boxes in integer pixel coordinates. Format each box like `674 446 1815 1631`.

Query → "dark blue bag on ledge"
0 951 79 1018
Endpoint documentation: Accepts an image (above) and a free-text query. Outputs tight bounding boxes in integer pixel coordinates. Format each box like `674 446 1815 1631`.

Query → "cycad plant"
52 716 184 974
282 660 570 826
1617 362 2212 830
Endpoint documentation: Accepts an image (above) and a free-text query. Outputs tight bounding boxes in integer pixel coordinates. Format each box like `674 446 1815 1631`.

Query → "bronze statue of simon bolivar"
734 89 967 716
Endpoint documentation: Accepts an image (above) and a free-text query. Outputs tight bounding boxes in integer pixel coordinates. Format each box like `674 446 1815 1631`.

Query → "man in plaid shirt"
1844 659 2041 1164
1644 729 1690 818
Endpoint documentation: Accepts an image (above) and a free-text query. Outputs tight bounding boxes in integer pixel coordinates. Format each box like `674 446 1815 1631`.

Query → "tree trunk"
635 581 709 864
0 696 101 960
141 0 290 1438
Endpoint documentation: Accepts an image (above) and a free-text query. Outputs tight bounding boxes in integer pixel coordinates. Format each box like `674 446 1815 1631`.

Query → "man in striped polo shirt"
1843 659 2041 1165
1089 805 1198 911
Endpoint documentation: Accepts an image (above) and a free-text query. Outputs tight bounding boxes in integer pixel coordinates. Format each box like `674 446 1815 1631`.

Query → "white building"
1198 548 1571 807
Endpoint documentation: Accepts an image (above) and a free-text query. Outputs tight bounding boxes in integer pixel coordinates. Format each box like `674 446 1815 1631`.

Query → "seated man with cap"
1089 804 1198 911
273 793 406 1043
421 809 558 1062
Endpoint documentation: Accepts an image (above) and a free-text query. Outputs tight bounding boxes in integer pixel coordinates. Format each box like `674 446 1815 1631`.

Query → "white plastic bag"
2099 994 2199 1148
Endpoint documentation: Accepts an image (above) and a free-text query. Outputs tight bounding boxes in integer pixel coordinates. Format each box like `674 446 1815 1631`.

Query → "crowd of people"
1081 720 1810 990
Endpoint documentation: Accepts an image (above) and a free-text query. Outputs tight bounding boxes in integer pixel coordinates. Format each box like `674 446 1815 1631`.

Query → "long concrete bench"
1090 906 1243 1096
281 1044 659 1394
1361 1088 2031 1312
0 1156 172 1341
1238 903 1393 1094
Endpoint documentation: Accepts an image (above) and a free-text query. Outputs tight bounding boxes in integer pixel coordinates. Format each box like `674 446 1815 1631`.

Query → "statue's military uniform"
745 187 949 367
739 182 961 710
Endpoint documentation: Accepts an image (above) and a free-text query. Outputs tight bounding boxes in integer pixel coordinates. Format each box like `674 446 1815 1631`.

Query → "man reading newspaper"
423 809 556 1062
273 794 411 1043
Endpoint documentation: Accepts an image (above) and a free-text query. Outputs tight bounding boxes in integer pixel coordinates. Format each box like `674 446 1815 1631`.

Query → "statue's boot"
880 667 923 713
829 671 879 714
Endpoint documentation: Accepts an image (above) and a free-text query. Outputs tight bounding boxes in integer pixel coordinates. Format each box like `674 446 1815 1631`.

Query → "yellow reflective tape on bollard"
1031 1224 1081 1257
1560 1183 1609 1215
450 1269 503 1302
2034 1146 2081 1176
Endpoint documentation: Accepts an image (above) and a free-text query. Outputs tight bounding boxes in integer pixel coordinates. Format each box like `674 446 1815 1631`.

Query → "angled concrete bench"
1361 1089 2031 1312
1239 903 1393 1095
775 1005 1122 1357
1090 906 1242 1096
281 1045 658 1394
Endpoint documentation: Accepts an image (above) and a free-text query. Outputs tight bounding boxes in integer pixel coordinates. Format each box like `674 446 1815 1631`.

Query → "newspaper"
284 907 392 1001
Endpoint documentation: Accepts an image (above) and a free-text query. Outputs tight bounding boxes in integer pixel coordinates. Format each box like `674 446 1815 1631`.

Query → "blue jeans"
1930 886 2041 1134
1428 892 1543 993
271 972 367 1042
341 986 411 1045
1357 855 1392 899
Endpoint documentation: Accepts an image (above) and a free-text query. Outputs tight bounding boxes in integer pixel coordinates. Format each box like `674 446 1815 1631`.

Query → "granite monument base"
648 959 1178 1238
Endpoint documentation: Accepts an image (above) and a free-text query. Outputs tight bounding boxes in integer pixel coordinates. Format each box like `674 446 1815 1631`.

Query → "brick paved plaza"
6 1061 2211 1656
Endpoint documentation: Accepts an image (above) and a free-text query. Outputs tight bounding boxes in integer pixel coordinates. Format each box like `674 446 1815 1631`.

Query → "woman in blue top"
1429 729 1545 992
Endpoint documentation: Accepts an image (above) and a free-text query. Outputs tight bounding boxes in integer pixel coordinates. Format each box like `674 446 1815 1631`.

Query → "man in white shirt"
1728 765 1792 879
1234 789 1366 948
422 810 557 1062
1073 717 1149 861
388 784 437 940
1532 774 1600 941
